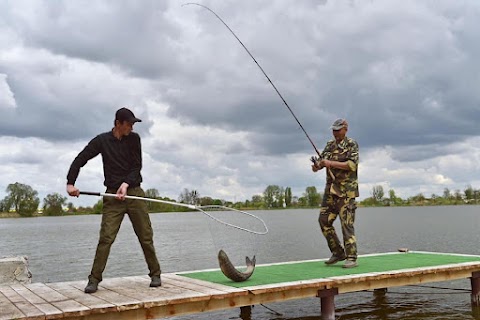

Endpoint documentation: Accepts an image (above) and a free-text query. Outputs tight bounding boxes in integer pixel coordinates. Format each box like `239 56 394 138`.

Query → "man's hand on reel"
310 156 323 172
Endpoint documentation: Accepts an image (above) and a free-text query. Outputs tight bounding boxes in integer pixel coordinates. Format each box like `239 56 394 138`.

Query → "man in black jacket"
66 107 161 293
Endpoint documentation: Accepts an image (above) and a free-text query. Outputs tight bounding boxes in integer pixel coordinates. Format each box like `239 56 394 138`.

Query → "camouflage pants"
89 187 161 283
318 194 357 260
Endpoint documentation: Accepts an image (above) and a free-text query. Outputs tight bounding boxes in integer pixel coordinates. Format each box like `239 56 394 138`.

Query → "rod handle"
79 191 101 196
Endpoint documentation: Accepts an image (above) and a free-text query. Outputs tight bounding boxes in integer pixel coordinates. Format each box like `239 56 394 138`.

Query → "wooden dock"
1 251 480 320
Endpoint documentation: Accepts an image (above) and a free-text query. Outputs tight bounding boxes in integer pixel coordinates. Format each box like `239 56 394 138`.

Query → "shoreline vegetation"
1 182 479 219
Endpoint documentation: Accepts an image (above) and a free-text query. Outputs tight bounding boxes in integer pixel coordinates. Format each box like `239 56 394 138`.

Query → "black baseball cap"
115 107 142 123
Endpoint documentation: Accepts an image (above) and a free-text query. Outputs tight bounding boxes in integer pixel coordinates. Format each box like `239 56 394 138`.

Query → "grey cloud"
3 1 182 79
2 0 480 162
154 1 480 162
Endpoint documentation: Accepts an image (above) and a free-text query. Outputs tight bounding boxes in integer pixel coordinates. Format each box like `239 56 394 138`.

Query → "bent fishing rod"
79 191 268 235
183 2 321 158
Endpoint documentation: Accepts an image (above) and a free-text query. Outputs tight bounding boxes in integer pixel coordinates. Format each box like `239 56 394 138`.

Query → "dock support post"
317 288 338 320
471 272 480 318
239 305 252 320
373 288 388 297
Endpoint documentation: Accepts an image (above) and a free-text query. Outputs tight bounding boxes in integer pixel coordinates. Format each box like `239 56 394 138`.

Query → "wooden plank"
0 286 45 320
164 274 248 294
143 274 228 303
127 276 226 296
0 289 26 320
23 283 67 302
10 284 63 319
99 276 207 308
161 276 229 297
46 282 116 314
24 283 89 318
99 276 172 302
68 281 142 312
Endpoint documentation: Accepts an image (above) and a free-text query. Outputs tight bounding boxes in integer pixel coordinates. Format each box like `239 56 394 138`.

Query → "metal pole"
471 272 480 304
317 288 338 320
239 305 252 320
373 288 388 297
471 272 480 319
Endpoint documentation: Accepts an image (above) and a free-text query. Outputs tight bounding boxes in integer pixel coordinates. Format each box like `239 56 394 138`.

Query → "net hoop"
195 205 268 235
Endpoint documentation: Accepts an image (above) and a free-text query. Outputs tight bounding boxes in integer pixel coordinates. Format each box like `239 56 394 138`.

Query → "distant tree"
464 185 474 203
431 194 438 205
297 196 307 207
251 194 262 203
291 196 299 206
251 195 263 208
443 188 451 200
285 187 292 207
372 185 384 203
409 193 426 205
304 186 320 207
474 189 480 204
212 198 223 206
0 199 7 212
43 193 67 216
66 202 76 213
145 188 160 211
199 196 214 206
263 185 283 208
454 189 463 203
178 188 199 205
3 182 40 217
388 189 397 206
93 199 103 214
145 188 160 199
360 197 377 206
277 186 285 208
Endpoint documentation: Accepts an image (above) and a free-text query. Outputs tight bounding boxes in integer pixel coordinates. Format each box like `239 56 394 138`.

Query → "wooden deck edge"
242 262 480 294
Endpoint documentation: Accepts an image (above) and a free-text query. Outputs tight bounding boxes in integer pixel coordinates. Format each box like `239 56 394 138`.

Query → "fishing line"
79 191 268 235
182 2 322 158
260 303 283 316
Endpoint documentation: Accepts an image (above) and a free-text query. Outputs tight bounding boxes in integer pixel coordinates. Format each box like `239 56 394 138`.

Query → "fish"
218 249 256 282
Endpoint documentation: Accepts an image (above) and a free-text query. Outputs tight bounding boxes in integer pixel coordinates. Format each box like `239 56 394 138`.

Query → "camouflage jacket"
320 136 359 198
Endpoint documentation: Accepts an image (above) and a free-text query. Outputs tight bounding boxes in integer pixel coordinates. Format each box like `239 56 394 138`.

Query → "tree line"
1 182 479 217
360 185 480 206
0 182 323 217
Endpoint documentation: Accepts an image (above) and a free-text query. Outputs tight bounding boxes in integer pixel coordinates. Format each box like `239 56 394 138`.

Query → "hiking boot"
343 259 358 268
150 275 162 287
324 253 347 265
84 280 98 293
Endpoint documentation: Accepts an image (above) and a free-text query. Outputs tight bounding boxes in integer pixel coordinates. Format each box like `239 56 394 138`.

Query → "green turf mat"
179 252 480 288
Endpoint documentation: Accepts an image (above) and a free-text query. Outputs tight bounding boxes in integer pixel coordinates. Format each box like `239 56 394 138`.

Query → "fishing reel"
310 156 321 165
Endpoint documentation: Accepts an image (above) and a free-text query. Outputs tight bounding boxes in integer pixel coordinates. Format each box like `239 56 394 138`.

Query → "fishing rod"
79 191 268 235
183 2 322 158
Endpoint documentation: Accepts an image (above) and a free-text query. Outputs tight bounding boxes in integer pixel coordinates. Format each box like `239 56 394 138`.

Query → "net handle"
79 191 268 235
79 191 197 209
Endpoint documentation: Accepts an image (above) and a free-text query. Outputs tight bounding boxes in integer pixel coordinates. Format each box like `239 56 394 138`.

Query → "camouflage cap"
331 118 348 130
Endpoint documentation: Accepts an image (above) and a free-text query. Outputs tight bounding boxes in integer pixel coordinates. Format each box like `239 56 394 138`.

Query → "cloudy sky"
1 0 479 207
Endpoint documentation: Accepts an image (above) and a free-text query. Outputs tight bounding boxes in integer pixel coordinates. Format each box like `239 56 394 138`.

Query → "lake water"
1 205 480 319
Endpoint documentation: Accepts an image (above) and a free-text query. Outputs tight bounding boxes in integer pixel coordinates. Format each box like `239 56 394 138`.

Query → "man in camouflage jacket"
312 118 359 268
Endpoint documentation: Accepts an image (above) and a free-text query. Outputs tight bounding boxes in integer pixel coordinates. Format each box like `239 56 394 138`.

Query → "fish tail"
246 255 256 266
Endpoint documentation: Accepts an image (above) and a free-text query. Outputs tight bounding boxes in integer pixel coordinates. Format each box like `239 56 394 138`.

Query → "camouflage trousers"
318 194 357 260
89 187 161 283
